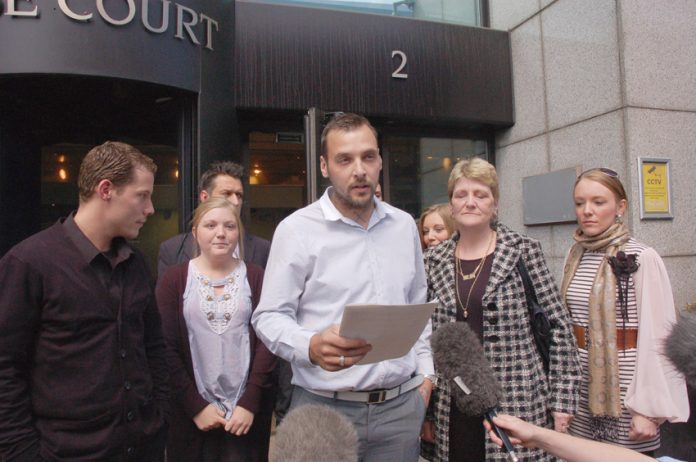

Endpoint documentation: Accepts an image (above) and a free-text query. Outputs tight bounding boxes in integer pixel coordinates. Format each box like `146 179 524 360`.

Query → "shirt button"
124 381 131 390
127 410 135 421
120 349 127 359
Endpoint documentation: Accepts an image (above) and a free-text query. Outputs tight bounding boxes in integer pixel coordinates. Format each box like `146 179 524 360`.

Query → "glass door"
304 107 335 203
245 126 306 241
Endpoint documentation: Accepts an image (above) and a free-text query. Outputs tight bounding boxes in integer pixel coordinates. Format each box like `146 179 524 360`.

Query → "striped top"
566 238 660 452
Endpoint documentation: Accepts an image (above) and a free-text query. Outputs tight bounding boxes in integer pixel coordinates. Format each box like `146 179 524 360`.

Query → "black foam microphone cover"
432 321 503 414
432 322 519 461
665 310 696 388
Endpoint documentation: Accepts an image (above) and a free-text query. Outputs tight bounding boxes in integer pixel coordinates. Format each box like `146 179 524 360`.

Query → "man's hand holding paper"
309 325 372 371
339 302 436 365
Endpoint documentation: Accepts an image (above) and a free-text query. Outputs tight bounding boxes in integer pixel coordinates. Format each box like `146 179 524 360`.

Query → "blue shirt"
252 188 433 392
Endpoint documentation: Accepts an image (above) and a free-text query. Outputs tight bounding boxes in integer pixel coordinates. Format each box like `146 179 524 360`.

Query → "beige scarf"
561 222 630 420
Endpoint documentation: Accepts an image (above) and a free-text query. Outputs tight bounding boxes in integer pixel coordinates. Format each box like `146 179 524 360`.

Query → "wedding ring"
339 355 346 367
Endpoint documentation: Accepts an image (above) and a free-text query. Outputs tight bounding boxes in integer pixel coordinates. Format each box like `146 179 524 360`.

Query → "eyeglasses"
323 111 345 123
580 167 618 178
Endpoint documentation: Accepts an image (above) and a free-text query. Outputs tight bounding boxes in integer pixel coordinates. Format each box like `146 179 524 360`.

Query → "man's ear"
320 155 329 179
96 179 114 200
199 190 210 202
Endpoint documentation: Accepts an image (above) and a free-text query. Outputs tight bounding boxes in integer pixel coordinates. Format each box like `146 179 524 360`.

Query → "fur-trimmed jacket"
424 223 581 462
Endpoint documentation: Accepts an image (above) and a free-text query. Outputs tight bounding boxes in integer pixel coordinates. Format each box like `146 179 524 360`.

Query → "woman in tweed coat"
422 158 581 462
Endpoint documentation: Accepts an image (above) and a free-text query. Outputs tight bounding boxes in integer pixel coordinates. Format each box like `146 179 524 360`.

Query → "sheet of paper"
338 302 437 365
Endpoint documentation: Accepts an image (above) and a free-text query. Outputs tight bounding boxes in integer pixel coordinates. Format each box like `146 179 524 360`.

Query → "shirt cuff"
292 328 316 368
416 355 435 377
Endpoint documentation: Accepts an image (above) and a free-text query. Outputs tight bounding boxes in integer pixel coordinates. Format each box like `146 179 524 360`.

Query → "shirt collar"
319 187 393 229
63 213 133 267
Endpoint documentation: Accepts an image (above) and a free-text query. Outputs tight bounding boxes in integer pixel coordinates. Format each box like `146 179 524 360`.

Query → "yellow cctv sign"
638 158 672 219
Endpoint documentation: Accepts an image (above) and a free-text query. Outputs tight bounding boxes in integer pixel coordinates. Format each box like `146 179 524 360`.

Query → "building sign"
1 0 219 50
638 157 673 219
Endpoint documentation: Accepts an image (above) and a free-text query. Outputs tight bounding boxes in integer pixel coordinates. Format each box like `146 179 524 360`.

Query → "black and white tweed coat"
424 223 581 462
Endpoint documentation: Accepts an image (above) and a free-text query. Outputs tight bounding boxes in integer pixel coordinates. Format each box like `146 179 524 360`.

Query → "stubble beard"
334 183 375 212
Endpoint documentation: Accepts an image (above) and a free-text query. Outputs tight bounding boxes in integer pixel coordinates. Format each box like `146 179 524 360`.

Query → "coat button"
120 349 127 359
487 302 497 310
124 381 131 391
126 447 134 456
488 317 499 324
487 335 500 343
127 410 135 421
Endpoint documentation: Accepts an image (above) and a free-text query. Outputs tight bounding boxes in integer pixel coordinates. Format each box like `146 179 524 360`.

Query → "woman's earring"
615 214 623 224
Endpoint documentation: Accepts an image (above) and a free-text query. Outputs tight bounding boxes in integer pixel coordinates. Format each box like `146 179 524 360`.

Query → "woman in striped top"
561 168 689 454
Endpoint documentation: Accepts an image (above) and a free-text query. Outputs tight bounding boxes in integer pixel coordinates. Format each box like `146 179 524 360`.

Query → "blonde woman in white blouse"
157 197 276 462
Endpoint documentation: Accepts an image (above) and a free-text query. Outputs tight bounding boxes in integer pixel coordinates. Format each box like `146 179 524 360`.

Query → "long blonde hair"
418 203 455 249
191 197 244 260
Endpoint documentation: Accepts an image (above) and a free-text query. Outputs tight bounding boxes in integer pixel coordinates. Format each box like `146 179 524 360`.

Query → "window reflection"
247 131 306 240
246 0 483 27
1 76 190 277
383 135 488 217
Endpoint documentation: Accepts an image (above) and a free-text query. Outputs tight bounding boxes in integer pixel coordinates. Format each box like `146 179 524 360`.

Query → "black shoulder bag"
516 258 553 375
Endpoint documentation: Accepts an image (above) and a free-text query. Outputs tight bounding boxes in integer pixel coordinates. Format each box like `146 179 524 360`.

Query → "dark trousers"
201 429 252 462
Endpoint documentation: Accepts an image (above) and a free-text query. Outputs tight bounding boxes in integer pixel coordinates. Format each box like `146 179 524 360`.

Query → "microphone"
272 404 359 462
432 322 519 462
665 310 696 387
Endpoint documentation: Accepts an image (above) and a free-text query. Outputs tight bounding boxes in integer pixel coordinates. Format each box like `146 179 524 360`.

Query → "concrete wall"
490 0 696 310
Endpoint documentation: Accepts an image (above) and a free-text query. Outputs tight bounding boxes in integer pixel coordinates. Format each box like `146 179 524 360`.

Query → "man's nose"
353 160 366 177
145 199 155 217
227 195 240 207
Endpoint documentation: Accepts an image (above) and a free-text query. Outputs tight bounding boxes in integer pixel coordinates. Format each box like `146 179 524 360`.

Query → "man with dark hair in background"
0 141 169 461
157 161 270 278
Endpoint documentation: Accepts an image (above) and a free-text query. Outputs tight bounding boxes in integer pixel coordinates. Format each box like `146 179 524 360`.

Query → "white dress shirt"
252 188 433 392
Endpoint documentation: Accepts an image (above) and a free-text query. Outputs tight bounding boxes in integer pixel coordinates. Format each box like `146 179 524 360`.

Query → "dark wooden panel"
234 2 513 127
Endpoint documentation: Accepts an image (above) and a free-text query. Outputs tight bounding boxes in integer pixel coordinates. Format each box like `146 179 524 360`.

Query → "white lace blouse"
183 261 252 419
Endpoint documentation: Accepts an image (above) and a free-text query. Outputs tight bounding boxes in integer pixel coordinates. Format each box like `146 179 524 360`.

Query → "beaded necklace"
454 231 495 318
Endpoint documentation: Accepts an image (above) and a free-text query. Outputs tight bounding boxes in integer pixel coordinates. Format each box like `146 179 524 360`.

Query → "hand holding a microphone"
484 413 655 462
484 414 539 449
309 325 372 371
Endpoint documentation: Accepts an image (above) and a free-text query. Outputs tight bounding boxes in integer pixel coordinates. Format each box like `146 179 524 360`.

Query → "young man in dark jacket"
0 141 169 461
